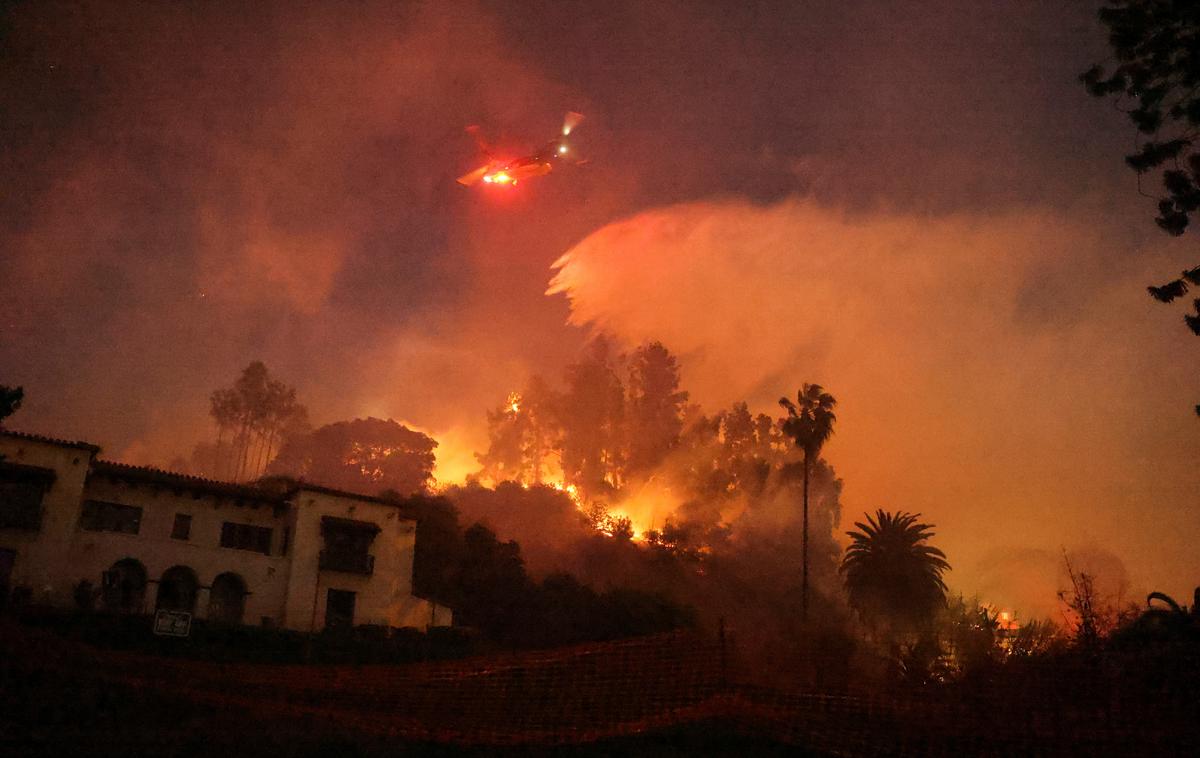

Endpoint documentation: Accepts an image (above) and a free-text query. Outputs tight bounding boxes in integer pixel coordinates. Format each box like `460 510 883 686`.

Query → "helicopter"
456 112 584 188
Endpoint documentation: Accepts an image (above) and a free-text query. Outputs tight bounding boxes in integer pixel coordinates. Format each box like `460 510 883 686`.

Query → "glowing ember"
997 610 1019 632
345 443 401 482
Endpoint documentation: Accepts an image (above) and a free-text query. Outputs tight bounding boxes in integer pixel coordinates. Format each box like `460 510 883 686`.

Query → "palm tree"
841 510 950 631
0 385 22 423
779 383 837 621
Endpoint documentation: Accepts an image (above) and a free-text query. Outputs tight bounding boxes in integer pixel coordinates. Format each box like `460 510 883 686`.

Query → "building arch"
155 565 198 613
102 558 147 614
207 572 247 624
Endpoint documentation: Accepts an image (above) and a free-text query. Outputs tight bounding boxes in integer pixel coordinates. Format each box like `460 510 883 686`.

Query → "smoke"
971 545 1133 622
4 0 1198 617
548 197 1200 611
0 0 586 461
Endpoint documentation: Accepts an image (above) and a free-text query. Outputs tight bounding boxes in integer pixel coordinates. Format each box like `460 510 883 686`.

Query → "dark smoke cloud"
3 1 1196 612
1 0 589 462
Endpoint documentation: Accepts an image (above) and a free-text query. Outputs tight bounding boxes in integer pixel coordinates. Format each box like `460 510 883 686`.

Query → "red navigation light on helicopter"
457 112 585 189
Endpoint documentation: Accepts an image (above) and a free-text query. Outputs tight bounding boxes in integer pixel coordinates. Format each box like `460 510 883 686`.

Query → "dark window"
0 548 14 600
0 480 46 531
101 558 147 614
155 566 198 613
319 549 375 575
220 522 272 555
170 513 192 540
0 462 53 532
325 589 356 631
319 517 378 575
280 526 291 556
80 500 142 535
207 572 246 624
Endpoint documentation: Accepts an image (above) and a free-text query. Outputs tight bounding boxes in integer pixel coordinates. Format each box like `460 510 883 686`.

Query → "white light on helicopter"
558 145 568 154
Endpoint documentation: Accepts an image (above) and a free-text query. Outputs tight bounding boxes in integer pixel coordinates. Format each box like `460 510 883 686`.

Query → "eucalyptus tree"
1081 0 1200 413
0 385 22 423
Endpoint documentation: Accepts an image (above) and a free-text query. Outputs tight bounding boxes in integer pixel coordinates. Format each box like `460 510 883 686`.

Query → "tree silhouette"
207 362 308 480
383 492 465 607
626 342 688 474
0 385 23 423
1112 587 1200 647
267 417 437 496
559 339 626 495
841 510 950 632
1080 1 1200 414
455 523 533 641
475 393 527 484
476 376 561 486
779 384 837 621
0 385 22 464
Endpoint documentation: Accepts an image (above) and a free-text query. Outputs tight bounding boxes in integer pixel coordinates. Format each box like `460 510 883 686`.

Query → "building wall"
284 488 442 632
1 432 451 631
74 476 293 625
0 436 93 604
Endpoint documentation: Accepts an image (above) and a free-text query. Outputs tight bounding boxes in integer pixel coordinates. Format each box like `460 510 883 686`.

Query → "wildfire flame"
547 479 646 541
345 443 401 482
550 479 580 503
443 387 655 542
997 610 1019 632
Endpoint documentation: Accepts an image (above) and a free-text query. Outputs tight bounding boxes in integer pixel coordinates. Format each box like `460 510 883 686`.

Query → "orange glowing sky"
549 198 1199 615
2 1 1196 614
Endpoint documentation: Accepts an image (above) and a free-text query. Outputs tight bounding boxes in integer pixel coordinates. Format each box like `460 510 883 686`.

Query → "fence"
1 618 1194 754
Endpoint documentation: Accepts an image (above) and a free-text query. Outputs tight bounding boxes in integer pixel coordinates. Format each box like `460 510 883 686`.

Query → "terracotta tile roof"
288 479 414 509
89 459 288 506
0 427 102 453
90 463 414 512
1 426 416 511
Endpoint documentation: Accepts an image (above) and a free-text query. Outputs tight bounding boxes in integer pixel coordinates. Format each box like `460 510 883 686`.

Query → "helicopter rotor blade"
456 164 490 187
562 111 584 136
465 125 493 158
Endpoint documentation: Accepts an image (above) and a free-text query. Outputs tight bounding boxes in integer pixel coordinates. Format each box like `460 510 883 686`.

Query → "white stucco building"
0 428 451 631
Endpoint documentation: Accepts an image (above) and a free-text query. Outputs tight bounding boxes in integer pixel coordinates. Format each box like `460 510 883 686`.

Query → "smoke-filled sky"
3 1 1197 608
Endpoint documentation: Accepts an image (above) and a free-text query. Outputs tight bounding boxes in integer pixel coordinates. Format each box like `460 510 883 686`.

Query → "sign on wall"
153 609 192 637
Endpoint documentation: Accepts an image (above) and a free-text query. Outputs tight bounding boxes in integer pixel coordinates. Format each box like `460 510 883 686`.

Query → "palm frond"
779 383 838 456
841 509 951 625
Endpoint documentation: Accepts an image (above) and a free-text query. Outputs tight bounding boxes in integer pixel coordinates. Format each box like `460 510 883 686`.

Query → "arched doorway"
155 565 198 613
102 558 147 614
207 572 246 624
